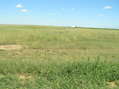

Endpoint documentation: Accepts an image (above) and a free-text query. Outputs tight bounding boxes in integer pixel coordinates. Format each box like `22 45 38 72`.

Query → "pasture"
0 25 119 89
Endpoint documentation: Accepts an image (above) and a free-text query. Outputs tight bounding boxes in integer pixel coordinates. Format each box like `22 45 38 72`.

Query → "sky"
0 0 119 28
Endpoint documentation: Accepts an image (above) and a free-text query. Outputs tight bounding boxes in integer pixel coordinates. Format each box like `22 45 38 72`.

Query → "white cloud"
16 4 23 8
104 6 112 9
20 9 29 13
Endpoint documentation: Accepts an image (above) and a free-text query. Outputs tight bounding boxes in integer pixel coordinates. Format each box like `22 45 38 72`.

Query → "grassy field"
0 25 119 89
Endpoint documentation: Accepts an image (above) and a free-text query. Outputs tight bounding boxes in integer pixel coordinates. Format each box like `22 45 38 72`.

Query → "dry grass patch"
107 81 118 88
17 74 34 86
18 74 33 80
0 45 23 51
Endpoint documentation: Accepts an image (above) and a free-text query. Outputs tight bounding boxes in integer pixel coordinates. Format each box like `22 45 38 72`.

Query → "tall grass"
0 58 118 89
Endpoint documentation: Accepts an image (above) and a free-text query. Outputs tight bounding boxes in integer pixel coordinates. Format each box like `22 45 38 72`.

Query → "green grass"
0 25 119 89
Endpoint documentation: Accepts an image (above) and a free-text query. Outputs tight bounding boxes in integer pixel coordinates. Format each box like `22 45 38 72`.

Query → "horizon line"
0 24 119 30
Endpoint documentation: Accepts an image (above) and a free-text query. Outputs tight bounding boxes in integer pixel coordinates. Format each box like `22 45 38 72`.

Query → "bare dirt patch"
17 74 34 85
107 81 118 88
0 45 23 51
18 74 32 80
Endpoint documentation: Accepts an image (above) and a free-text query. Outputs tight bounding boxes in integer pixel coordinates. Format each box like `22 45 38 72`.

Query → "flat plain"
0 25 119 89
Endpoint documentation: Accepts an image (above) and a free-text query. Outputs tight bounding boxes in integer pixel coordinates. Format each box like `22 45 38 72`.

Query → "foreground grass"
0 25 119 89
0 59 119 89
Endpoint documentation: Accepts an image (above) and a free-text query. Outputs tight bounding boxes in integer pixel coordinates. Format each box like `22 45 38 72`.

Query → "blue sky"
0 0 119 28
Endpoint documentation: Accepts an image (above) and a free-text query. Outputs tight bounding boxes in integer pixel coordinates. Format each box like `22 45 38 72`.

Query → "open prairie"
0 25 119 89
